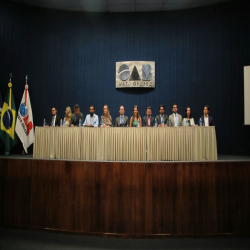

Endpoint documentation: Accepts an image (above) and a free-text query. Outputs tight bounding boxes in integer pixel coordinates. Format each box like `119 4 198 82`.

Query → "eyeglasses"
51 109 56 112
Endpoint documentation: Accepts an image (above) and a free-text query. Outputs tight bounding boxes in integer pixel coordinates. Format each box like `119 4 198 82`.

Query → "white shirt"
83 114 99 127
204 116 209 126
182 118 195 126
52 115 57 126
173 113 178 127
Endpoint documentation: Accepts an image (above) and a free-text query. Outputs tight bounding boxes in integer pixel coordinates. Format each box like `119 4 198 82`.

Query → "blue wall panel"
0 0 250 155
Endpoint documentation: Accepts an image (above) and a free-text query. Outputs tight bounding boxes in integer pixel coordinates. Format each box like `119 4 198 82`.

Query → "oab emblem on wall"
116 61 155 88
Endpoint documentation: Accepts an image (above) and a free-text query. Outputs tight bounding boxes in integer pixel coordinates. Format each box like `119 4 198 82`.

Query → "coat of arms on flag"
0 80 18 155
15 79 34 153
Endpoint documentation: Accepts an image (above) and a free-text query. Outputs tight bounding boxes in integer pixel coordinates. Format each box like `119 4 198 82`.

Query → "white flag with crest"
15 84 34 153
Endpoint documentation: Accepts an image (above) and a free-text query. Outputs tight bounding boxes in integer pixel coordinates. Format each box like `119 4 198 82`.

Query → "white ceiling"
7 0 232 12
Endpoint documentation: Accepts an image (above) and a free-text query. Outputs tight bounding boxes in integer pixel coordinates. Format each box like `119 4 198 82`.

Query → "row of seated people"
49 103 214 128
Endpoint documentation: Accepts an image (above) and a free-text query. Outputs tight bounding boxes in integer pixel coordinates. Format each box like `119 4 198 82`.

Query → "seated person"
199 105 214 126
155 104 168 127
63 106 72 127
100 104 113 127
168 103 182 126
83 105 99 127
182 107 195 126
49 106 61 126
71 104 84 127
130 105 142 127
142 106 154 127
115 105 128 127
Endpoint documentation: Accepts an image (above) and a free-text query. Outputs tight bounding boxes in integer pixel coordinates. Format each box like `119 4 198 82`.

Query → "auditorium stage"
1 154 250 161
0 155 250 238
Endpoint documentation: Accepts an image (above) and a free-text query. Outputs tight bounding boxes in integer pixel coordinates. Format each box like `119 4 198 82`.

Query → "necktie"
75 115 79 124
161 115 164 124
121 116 124 124
175 114 178 127
148 117 150 126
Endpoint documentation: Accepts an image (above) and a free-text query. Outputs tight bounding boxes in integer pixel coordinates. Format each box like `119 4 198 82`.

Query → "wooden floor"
0 158 250 237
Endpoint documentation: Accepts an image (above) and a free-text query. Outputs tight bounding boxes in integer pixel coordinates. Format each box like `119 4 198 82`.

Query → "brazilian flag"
0 82 18 155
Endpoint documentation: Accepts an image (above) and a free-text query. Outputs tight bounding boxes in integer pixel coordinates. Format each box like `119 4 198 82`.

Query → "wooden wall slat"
0 159 249 237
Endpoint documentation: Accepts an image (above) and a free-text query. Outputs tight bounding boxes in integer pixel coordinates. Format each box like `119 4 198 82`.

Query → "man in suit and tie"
71 104 84 127
115 105 128 127
199 105 214 126
168 103 182 127
155 104 169 127
143 106 154 127
49 106 61 126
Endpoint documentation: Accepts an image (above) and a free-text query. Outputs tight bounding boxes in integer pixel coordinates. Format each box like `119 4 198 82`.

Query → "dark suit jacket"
49 115 61 126
71 112 84 126
199 115 214 126
142 116 155 127
115 116 129 127
155 114 169 126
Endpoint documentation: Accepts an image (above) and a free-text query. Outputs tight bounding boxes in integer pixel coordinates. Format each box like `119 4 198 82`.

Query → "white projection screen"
244 66 250 125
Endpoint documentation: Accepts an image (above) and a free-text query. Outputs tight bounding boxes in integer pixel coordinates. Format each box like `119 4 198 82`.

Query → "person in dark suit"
199 105 214 126
71 104 84 127
115 105 129 127
155 104 168 127
142 106 155 127
49 106 61 126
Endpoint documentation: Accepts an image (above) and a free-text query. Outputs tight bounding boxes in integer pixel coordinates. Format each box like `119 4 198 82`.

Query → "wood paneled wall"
0 159 249 237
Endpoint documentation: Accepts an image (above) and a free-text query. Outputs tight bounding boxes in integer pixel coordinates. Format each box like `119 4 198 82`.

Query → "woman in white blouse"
182 107 195 126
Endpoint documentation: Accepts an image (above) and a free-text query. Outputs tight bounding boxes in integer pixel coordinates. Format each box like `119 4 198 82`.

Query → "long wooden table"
33 126 217 161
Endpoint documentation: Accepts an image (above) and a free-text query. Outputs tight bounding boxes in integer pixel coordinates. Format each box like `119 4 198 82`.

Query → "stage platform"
0 155 250 238
1 154 250 161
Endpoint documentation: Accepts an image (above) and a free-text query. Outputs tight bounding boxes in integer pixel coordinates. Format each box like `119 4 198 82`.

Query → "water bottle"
161 119 164 127
79 119 82 127
101 120 104 127
63 120 66 127
155 118 158 127
199 118 202 126
93 120 96 127
43 119 46 127
60 119 63 127
186 119 188 127
138 119 140 127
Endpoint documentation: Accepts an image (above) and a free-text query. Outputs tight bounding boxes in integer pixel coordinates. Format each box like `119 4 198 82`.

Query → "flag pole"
8 73 12 107
25 75 28 105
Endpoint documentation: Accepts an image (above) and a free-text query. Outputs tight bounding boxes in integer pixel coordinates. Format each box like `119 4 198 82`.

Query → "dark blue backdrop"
0 0 250 155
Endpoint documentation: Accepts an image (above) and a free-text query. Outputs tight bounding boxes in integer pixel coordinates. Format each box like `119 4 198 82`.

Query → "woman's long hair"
65 106 72 120
131 105 140 122
103 104 111 120
184 107 192 118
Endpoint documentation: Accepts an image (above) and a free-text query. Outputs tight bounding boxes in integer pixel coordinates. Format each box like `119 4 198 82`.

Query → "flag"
0 82 18 154
15 84 34 153
0 90 4 148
